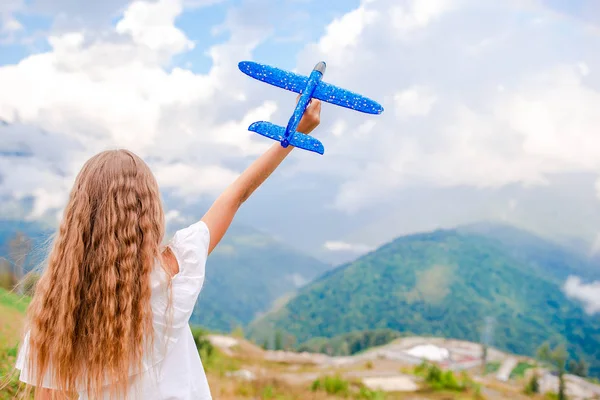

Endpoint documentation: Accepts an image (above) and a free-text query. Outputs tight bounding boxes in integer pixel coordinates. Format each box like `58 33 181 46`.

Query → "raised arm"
201 99 321 255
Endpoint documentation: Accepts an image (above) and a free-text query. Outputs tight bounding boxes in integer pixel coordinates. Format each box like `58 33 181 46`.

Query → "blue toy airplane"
238 61 384 155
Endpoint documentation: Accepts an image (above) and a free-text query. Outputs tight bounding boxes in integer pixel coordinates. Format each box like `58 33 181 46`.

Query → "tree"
0 258 17 290
232 325 244 339
339 341 350 356
9 232 32 295
274 330 283 351
284 334 296 351
568 359 588 378
537 343 568 400
262 338 269 350
481 344 488 370
524 372 540 395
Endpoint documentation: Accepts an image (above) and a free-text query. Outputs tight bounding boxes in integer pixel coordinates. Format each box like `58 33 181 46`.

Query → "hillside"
0 288 29 348
192 224 332 331
0 219 332 334
249 225 600 377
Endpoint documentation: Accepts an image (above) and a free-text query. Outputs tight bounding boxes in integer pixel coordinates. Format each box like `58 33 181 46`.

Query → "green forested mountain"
249 225 600 377
188 224 333 332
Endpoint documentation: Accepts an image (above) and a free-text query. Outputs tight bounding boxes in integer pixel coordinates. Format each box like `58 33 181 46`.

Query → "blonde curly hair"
23 149 166 399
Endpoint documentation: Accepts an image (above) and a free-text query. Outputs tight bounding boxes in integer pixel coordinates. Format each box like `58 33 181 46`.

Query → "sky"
1 0 600 308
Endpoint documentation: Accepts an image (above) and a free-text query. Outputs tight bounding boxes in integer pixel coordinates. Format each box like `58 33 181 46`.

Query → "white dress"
16 220 213 400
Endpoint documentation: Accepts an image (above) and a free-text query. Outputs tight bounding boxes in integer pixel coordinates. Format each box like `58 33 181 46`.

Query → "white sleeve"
153 220 210 330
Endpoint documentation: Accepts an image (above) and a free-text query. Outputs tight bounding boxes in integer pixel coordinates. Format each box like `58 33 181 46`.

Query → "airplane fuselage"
238 59 382 155
282 61 327 147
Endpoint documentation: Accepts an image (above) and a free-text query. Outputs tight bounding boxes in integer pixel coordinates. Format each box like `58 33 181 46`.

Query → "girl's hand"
200 95 322 256
297 98 322 135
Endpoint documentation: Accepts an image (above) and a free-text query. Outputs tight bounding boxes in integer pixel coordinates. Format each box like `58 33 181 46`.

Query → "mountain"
0 219 333 333
0 220 53 271
191 224 332 332
249 224 600 377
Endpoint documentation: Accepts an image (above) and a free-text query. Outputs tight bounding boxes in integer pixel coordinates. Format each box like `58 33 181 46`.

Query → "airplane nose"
314 61 326 74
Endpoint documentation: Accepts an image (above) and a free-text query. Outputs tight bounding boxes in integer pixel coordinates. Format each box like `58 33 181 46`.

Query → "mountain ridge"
248 223 600 377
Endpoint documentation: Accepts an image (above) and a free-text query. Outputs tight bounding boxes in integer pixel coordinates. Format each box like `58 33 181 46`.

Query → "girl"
14 98 322 399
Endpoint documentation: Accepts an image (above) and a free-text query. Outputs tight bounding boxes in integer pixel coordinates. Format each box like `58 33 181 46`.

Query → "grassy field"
0 288 29 347
0 288 30 399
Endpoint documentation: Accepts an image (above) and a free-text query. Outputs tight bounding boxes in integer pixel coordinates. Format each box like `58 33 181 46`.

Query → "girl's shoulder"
166 220 210 278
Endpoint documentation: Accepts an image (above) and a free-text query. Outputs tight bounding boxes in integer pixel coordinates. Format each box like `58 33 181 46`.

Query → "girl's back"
16 150 212 399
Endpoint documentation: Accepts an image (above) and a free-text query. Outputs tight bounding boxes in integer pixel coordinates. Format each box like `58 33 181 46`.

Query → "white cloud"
564 276 600 315
391 0 458 35
294 0 600 213
0 0 22 41
3 17 22 33
115 0 194 57
317 5 378 60
0 0 275 217
324 240 374 253
165 209 185 224
288 273 308 287
154 163 239 197
330 119 347 137
394 86 437 118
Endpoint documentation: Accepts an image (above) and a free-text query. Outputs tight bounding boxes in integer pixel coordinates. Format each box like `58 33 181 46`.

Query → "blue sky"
1 0 363 70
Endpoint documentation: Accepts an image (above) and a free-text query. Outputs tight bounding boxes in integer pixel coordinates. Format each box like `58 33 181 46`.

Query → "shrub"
415 361 471 392
525 373 540 395
311 375 350 396
311 375 387 399
357 386 386 399
0 271 17 291
190 326 215 360
189 325 238 375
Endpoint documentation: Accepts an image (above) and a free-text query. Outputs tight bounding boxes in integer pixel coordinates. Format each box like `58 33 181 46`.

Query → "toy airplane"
238 61 384 155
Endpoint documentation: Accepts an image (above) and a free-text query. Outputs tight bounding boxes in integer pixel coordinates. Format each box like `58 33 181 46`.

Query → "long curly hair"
22 149 166 399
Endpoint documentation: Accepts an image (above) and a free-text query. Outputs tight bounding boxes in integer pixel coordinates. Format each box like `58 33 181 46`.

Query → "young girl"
14 99 322 399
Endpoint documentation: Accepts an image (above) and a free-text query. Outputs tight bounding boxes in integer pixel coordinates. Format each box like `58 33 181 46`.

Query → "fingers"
313 99 322 115
296 98 321 134
308 99 321 123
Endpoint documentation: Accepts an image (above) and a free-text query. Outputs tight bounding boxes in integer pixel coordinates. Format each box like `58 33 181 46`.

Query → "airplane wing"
238 61 308 94
312 81 384 115
239 61 384 115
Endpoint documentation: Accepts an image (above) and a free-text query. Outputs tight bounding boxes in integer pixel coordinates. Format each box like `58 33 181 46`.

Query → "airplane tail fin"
248 121 324 155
